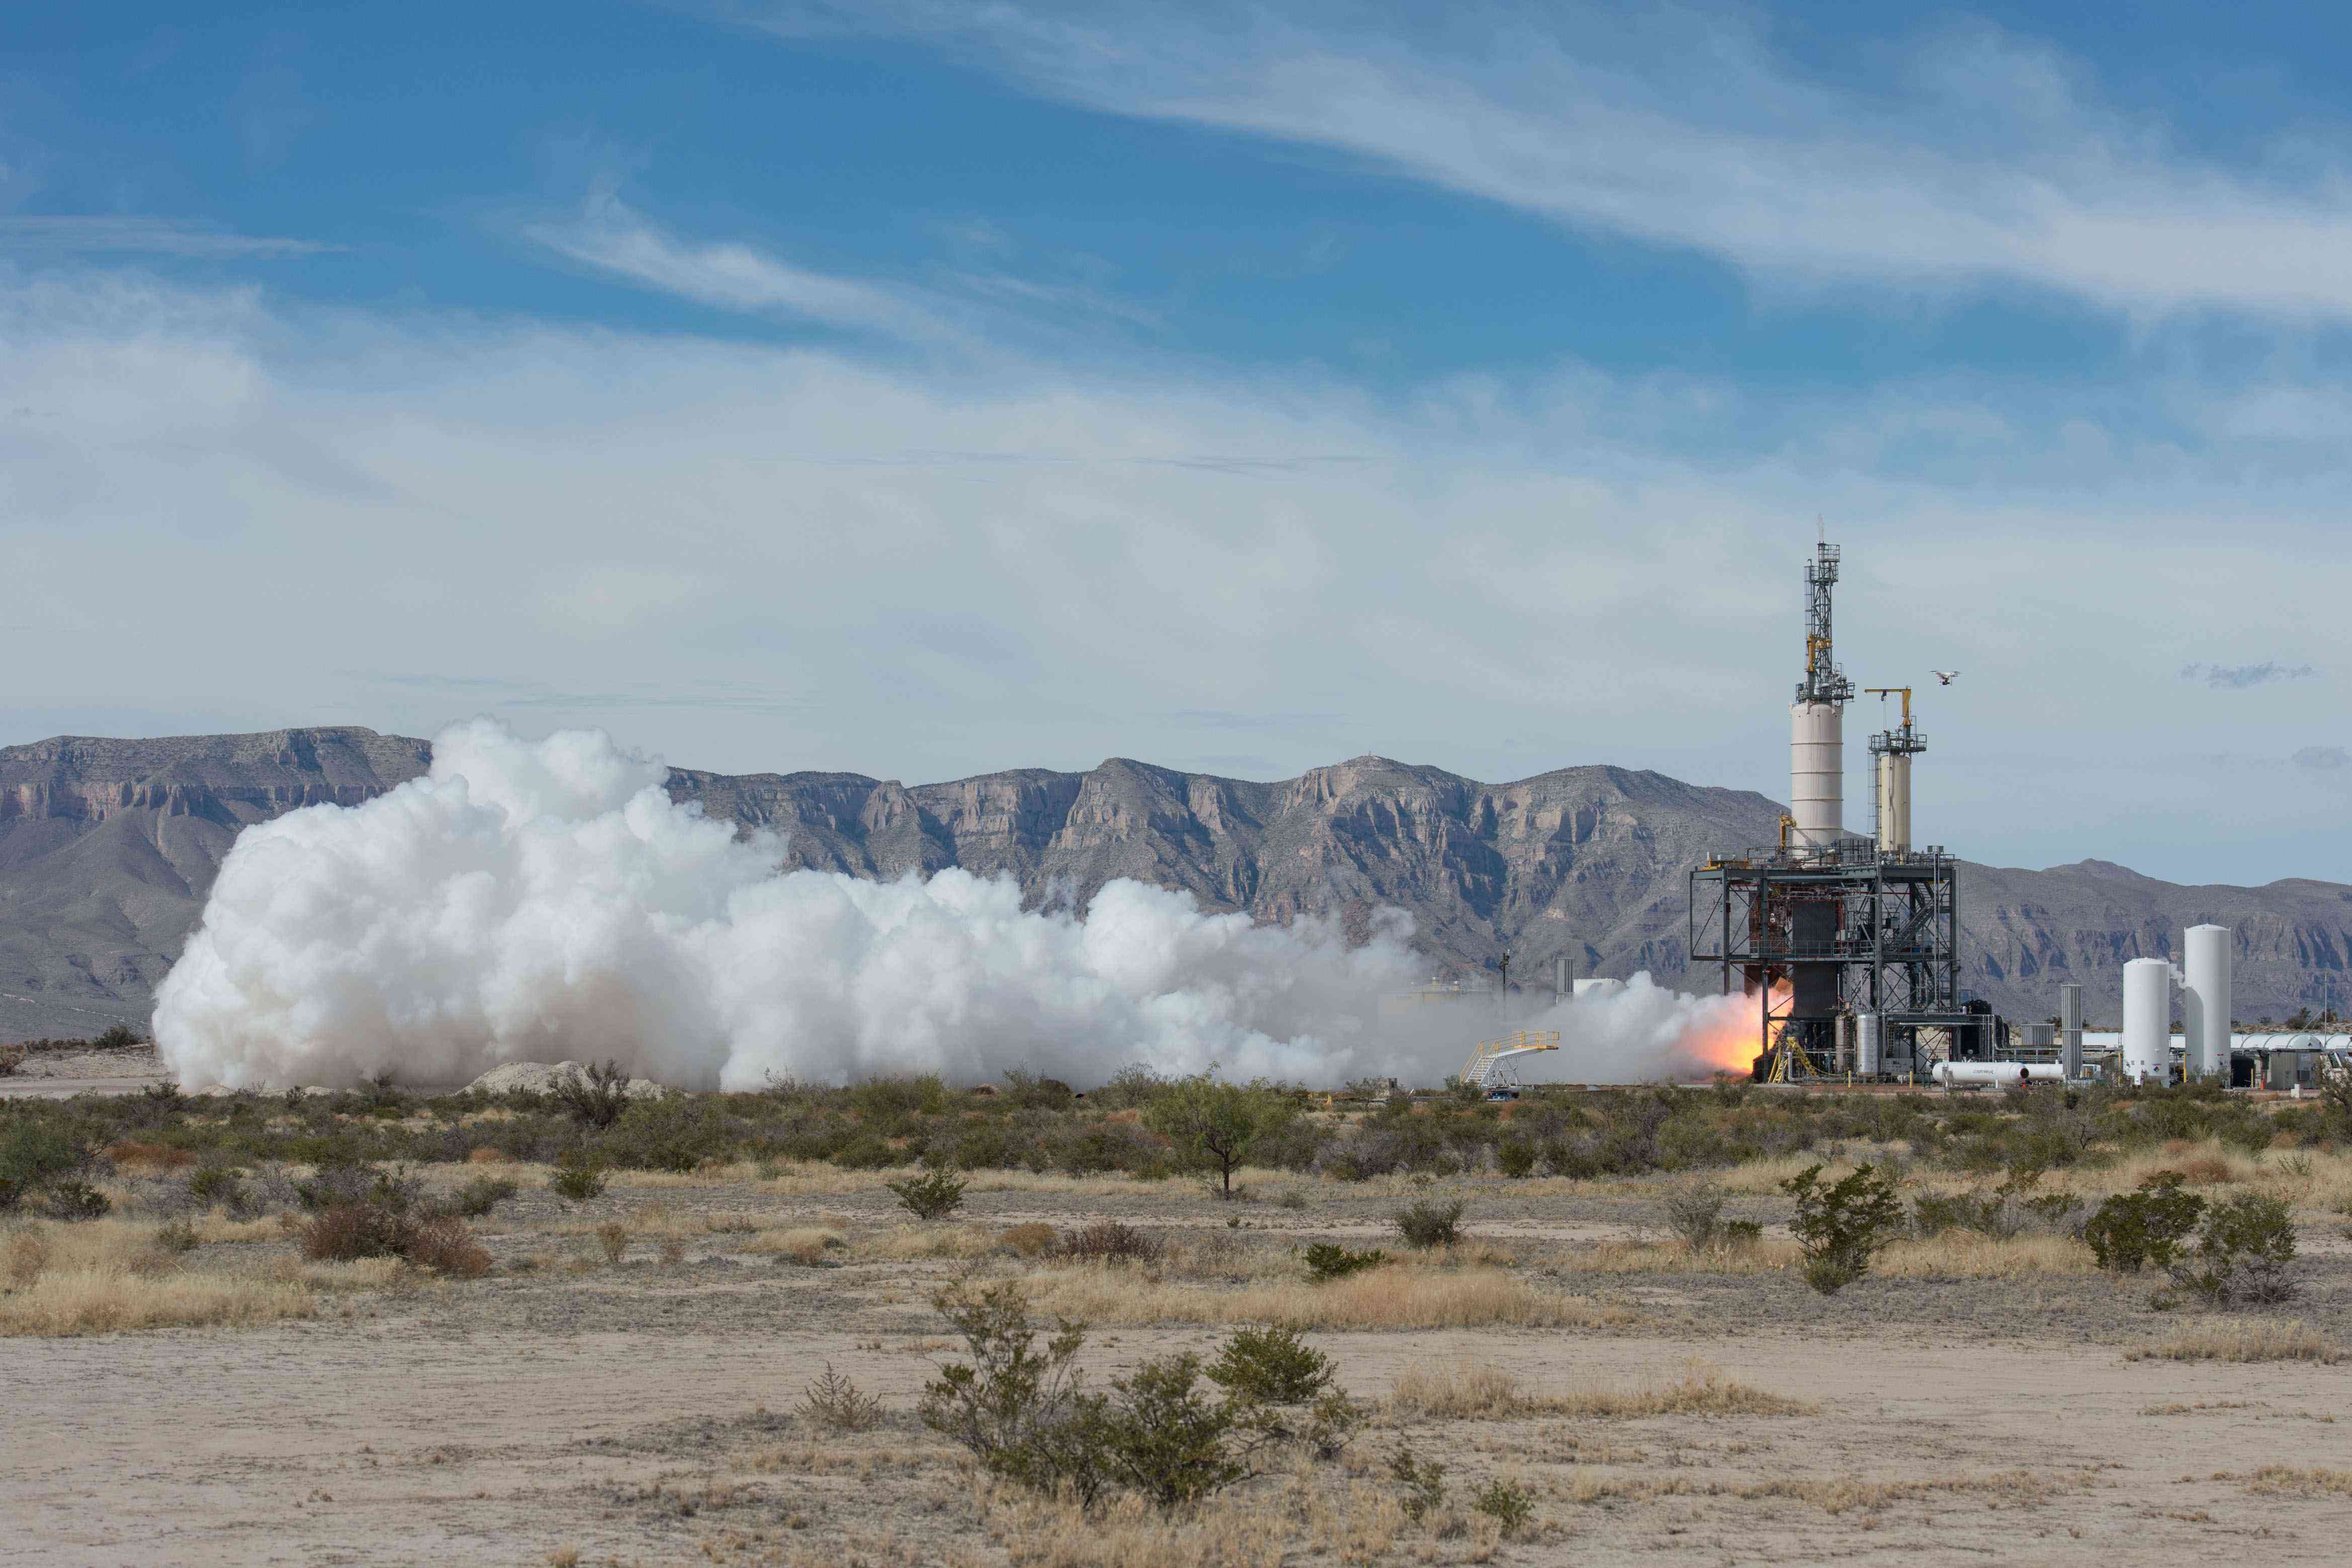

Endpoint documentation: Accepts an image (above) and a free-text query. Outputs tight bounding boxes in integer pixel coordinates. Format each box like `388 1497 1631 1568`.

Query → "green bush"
1303 1242 1387 1282
1388 1445 1447 1523
1782 1162 1904 1295
1096 1353 1246 1509
2084 1172 2204 1273
188 1163 251 1213
888 1165 968 1221
1496 1141 1538 1179
38 1178 111 1221
0 1120 90 1209
1206 1322 1335 1407
919 1277 1109 1503
2171 1193 2297 1304
548 1153 608 1204
597 1095 723 1172
445 1175 519 1218
1392 1198 1466 1250
1471 1476 1536 1536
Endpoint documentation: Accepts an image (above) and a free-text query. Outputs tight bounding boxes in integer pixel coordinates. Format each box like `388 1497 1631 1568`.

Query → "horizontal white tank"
2182 924 2231 1080
2121 958 2174 1083
1790 701 1842 850
1932 1061 2065 1086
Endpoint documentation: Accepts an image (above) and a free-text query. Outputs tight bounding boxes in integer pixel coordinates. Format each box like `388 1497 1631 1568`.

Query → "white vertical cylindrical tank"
1790 701 1843 849
1856 1012 1881 1076
1874 751 1911 854
2182 924 2232 1081
2122 958 2173 1083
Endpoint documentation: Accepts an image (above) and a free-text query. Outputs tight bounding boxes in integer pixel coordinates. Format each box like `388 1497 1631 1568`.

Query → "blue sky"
5 2 2352 885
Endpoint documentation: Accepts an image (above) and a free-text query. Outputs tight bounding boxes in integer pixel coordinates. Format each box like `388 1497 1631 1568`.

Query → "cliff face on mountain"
2 727 2345 1039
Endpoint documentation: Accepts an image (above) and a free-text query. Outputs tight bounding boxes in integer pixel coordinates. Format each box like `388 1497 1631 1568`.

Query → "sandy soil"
6 1169 2352 1566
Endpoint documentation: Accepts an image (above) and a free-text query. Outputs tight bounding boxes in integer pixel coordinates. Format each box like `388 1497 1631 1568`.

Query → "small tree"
1781 1163 1904 1295
2171 1193 2298 1304
552 1060 633 1130
1143 1074 1298 1199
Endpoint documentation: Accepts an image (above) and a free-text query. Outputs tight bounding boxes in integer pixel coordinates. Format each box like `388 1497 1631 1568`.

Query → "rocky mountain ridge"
1 726 2344 1039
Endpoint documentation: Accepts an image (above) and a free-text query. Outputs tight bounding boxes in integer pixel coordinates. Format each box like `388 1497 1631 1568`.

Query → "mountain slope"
0 727 2344 1038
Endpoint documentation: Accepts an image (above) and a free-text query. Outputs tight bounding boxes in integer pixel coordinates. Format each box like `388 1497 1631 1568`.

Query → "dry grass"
1876 1232 2097 1278
985 1473 1420 1568
1023 1263 1637 1330
1564 1466 2068 1514
1566 1230 2091 1280
2125 1319 2347 1365
856 1224 1004 1262
0 1219 315 1337
744 1225 848 1265
2244 1466 2352 1497
585 1159 1215 1199
1387 1359 1816 1421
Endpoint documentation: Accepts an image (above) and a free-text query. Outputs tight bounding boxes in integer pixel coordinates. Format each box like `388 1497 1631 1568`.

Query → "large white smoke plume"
153 724 1751 1091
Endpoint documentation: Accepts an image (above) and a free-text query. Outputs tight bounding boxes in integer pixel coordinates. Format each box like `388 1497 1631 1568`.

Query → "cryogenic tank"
1790 700 1843 849
1874 750 1911 854
1933 1061 2063 1086
2122 958 2173 1083
1856 1012 1882 1075
2182 925 2232 1081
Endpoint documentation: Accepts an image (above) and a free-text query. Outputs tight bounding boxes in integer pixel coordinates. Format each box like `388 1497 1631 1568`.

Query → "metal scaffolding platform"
1689 837 1969 1081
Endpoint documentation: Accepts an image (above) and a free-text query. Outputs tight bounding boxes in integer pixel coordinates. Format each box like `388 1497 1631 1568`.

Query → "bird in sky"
1931 670 1960 685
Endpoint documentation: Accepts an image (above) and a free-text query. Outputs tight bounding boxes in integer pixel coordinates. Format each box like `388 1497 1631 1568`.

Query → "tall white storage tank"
2122 958 2173 1083
2182 925 2232 1081
1790 701 1843 849
1874 751 1911 853
1856 1012 1881 1076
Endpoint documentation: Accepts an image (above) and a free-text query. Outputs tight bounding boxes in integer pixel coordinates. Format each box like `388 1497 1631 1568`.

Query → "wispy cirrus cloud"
0 216 335 259
521 186 967 343
740 1 2352 322
2182 661 2317 690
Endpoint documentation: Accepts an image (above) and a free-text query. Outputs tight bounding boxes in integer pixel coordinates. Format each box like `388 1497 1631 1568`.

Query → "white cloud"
747 1 2352 321
1 264 2349 881
0 216 334 259
522 187 965 342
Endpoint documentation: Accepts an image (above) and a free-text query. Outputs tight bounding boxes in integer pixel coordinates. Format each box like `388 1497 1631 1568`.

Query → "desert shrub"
1388 1446 1447 1522
920 1276 1108 1503
155 1218 200 1253
800 1364 885 1432
548 1152 608 1204
1303 1242 1387 1283
0 1121 90 1210
1000 1222 1060 1259
1471 1476 1536 1536
1087 1063 1167 1112
187 1164 251 1214
291 1157 376 1213
848 1075 948 1124
1145 1075 1300 1198
594 1221 631 1264
300 1201 411 1261
406 1214 493 1277
552 1060 633 1130
1661 1183 1730 1249
2172 1193 2298 1305
887 1165 968 1222
1062 1220 1163 1265
1099 1353 1247 1509
1206 1322 1335 1407
1496 1141 1538 1179
829 1133 904 1169
445 1175 518 1218
1001 1070 1077 1112
0 1044 23 1077
1050 1122 1161 1176
1393 1198 1467 1250
597 1095 725 1172
1719 1219 1764 1249
1782 1163 1904 1294
93 1023 143 1050
2085 1172 2205 1273
37 1179 110 1221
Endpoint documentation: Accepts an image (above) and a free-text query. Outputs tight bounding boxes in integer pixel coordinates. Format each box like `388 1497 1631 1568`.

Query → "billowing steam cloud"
153 723 1750 1091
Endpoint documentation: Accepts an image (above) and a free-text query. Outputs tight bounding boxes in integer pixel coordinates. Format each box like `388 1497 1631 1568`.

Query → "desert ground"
4 1056 2351 1566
